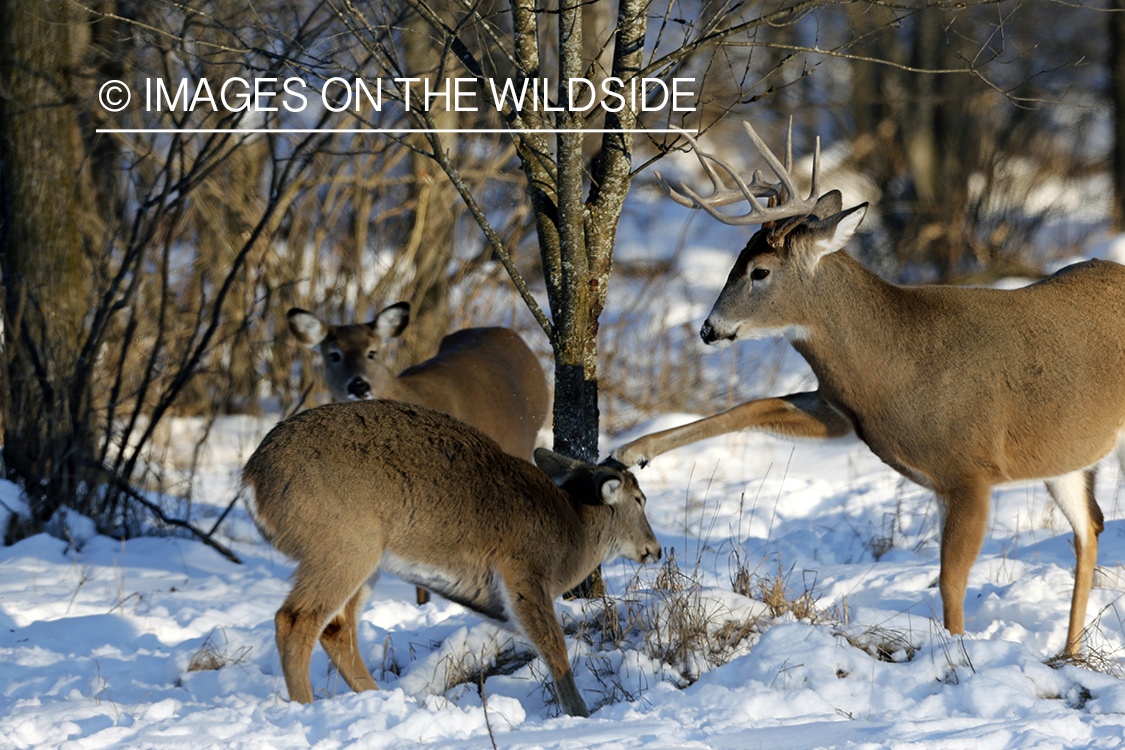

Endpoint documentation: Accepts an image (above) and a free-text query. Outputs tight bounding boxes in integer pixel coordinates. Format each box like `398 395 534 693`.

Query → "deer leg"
416 587 431 605
506 576 589 717
275 598 328 704
318 584 379 694
937 480 992 636
610 391 851 468
1046 468 1103 656
275 557 379 703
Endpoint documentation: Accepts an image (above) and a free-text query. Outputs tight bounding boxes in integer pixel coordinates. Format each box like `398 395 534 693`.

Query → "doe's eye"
328 351 342 363
750 268 770 281
367 350 378 360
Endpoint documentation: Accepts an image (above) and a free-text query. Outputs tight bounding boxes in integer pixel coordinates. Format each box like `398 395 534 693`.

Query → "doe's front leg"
506 577 589 717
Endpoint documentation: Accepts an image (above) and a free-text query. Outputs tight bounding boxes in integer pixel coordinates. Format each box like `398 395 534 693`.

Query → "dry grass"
1044 646 1125 680
187 630 252 672
732 555 839 625
640 551 765 682
837 624 919 664
1043 598 1125 680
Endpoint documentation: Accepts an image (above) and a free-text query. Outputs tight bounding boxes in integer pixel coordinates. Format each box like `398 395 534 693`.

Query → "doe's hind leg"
505 573 589 717
276 556 380 703
319 585 379 694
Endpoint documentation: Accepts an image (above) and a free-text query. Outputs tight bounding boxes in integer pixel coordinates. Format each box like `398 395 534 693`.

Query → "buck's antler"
656 119 822 226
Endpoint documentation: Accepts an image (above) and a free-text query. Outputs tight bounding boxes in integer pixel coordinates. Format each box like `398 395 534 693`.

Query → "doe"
288 302 549 462
288 302 550 605
243 399 661 716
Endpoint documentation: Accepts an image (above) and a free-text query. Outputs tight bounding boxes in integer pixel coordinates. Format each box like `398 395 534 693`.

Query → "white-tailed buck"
612 121 1125 656
243 399 660 716
288 303 549 604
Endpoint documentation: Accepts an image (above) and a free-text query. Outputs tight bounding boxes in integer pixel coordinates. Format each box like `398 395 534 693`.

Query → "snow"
2 408 1123 748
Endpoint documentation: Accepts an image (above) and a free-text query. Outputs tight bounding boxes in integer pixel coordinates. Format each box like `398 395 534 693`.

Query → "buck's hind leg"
1046 468 1103 656
319 584 379 694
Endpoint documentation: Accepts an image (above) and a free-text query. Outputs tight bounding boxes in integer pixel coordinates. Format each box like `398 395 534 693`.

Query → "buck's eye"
367 350 378 360
750 268 770 281
328 351 342 363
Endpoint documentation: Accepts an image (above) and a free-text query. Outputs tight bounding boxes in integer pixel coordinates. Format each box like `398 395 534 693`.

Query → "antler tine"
657 128 765 210
677 128 730 200
659 123 822 226
654 170 696 208
808 136 821 202
740 121 800 205
785 118 793 174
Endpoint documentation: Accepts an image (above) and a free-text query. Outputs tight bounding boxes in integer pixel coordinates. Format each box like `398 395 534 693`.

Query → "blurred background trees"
1 0 1120 544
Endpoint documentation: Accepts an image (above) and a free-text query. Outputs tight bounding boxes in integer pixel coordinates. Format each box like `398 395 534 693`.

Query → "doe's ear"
534 447 582 486
371 302 410 339
598 475 624 505
801 202 868 272
287 308 329 348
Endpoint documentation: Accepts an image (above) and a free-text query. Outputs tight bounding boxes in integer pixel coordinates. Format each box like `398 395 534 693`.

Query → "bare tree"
1 0 98 537
1 2 345 547
328 0 869 462
1113 0 1125 231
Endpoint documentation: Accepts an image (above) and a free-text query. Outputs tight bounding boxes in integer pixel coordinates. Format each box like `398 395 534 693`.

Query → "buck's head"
656 122 867 345
702 195 867 344
287 302 410 402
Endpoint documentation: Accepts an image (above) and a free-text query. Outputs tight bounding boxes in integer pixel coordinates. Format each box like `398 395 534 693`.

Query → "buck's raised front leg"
611 391 852 468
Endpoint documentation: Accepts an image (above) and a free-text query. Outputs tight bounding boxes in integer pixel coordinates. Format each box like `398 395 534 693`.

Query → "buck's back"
833 259 1125 483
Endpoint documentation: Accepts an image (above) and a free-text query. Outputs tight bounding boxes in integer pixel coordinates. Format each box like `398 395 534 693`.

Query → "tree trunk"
0 0 93 533
1112 0 1125 231
551 0 597 463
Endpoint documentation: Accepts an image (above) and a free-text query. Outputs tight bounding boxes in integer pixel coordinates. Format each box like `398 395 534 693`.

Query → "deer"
611 121 1125 657
242 399 661 716
288 302 550 605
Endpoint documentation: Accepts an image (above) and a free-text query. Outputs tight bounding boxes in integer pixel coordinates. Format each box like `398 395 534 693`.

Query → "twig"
91 462 243 564
479 668 498 750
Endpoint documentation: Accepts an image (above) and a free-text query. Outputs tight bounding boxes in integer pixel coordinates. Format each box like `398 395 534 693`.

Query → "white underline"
94 127 697 134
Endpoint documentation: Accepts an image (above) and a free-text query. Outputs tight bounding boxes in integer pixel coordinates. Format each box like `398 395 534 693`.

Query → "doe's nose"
347 377 372 400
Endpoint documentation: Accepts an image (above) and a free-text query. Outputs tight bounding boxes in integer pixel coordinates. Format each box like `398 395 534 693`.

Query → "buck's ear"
371 302 410 339
810 190 843 221
288 308 329 348
802 202 868 272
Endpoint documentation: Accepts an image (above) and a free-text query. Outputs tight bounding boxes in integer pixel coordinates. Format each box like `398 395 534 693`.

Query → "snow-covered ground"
2 403 1123 748
3 192 1125 748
